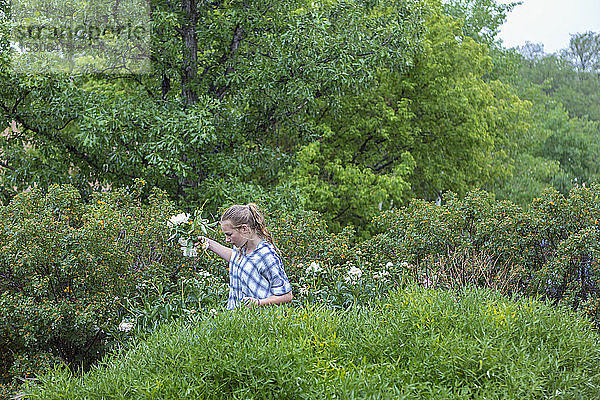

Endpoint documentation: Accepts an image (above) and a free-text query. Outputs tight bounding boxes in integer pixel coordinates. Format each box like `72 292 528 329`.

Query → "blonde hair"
221 203 276 246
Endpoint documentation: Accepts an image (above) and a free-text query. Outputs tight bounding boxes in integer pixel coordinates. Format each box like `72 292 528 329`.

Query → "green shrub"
270 209 355 282
6 181 600 398
357 184 600 327
24 286 600 399
0 183 227 396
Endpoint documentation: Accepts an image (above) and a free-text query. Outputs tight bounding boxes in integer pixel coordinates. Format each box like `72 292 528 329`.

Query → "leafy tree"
563 31 600 73
541 117 600 193
441 0 520 45
489 40 600 203
291 6 530 234
514 38 600 122
0 0 427 211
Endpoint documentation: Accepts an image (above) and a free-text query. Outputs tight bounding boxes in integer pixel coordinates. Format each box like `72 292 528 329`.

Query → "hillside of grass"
25 286 600 399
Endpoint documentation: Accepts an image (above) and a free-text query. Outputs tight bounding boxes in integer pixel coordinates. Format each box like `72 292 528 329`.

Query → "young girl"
199 203 293 309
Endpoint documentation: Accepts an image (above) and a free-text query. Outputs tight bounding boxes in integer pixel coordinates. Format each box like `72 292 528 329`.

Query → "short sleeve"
261 253 292 296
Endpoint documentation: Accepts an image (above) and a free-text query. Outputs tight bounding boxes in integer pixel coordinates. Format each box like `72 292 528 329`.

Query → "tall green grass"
26 286 600 399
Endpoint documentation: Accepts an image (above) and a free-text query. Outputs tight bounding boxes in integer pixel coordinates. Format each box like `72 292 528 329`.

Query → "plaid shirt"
227 240 292 309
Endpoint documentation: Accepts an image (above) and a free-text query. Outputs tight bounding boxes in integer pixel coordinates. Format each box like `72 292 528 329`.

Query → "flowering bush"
359 184 600 327
270 209 354 282
0 183 226 396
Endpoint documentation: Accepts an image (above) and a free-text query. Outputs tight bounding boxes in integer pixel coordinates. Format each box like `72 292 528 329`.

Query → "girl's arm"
244 291 293 307
199 237 232 263
260 291 293 306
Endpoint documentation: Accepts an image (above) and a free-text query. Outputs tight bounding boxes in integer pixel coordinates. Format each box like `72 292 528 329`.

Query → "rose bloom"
167 213 190 227
118 321 134 332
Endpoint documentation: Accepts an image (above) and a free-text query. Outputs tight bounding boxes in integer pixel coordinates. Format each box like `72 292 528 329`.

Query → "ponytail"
221 203 277 247
246 203 276 246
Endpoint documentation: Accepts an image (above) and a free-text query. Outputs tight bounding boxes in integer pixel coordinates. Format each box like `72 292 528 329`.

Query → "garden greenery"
0 182 199 397
2 182 600 398
25 287 600 399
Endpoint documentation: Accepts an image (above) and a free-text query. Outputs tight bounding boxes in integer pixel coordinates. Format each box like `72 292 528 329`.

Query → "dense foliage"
1 0 600 228
0 183 190 396
0 0 427 212
2 183 600 397
2 0 600 397
25 288 600 399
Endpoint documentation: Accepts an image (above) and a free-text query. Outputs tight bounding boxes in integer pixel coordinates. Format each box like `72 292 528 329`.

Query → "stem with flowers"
167 202 218 257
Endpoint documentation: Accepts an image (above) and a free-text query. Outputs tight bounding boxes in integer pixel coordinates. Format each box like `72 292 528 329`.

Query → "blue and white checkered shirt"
227 240 292 309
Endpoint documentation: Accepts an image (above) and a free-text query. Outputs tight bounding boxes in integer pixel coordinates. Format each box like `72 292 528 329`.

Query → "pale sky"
497 0 600 54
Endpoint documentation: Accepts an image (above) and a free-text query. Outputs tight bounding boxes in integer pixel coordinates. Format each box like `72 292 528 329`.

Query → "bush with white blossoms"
345 266 363 284
305 261 324 274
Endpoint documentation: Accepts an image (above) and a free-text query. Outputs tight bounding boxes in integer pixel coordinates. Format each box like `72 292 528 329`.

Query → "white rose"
182 247 198 257
167 213 190 227
118 321 134 332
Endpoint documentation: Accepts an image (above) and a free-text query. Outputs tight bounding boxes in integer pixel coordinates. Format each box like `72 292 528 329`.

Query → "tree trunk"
181 0 199 104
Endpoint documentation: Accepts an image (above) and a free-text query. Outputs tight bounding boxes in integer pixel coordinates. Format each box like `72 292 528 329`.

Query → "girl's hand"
242 296 260 307
196 236 210 251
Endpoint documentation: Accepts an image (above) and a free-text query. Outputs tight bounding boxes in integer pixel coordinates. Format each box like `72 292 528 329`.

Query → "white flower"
198 269 211 277
178 237 189 247
348 266 362 278
167 213 190 227
182 247 198 257
305 261 323 274
374 270 390 280
209 308 217 316
118 321 134 332
200 237 209 250
345 266 362 285
386 261 394 268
